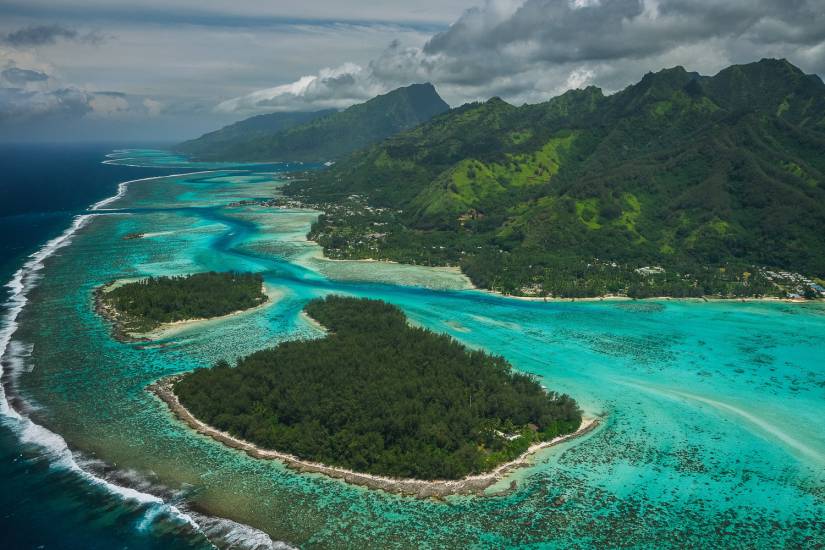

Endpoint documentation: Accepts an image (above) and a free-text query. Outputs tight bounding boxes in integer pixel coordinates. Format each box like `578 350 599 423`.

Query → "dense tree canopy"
103 272 266 331
174 296 582 480
175 83 449 162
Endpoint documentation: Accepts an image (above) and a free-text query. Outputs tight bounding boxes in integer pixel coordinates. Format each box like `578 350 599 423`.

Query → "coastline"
90 170 219 210
470 285 818 304
295 245 474 291
94 281 278 343
299 239 817 304
0 204 206 536
278 203 819 304
298 310 326 333
149 375 599 499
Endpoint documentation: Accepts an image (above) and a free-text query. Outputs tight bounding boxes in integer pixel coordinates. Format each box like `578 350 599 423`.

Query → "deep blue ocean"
0 143 195 549
0 144 180 286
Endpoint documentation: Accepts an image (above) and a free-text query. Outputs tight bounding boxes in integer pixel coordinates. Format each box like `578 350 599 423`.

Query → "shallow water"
3 151 824 548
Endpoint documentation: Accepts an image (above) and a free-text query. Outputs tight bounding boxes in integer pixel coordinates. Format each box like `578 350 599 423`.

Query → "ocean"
0 143 206 549
0 145 823 548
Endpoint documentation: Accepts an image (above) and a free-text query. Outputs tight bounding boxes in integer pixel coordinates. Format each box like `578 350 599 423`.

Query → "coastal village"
227 195 825 301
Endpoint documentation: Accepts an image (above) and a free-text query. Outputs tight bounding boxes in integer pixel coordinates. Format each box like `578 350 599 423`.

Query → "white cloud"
89 92 128 115
143 97 163 116
216 62 384 114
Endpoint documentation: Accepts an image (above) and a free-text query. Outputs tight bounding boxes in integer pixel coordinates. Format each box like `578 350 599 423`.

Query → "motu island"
96 272 268 340
152 296 588 496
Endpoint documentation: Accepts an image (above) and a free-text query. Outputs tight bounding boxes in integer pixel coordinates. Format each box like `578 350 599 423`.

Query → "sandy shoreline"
149 375 599 499
472 287 817 304
95 281 278 342
295 245 474 290
301 247 817 304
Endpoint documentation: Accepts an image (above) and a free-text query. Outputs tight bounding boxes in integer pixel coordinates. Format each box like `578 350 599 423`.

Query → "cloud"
219 0 825 113
374 0 825 102
143 98 163 116
428 0 825 97
1 67 49 85
0 85 93 121
216 62 384 114
2 24 106 47
0 57 128 122
88 92 129 116
2 0 825 141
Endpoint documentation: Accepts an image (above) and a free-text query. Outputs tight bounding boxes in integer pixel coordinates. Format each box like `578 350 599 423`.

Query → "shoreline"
301 243 818 304
274 202 819 304
296 245 474 290
90 170 219 210
470 286 818 304
95 281 277 343
149 375 599 499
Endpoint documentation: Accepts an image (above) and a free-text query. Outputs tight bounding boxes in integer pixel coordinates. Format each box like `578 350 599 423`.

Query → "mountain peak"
715 58 805 80
176 82 449 162
355 82 450 121
703 58 824 116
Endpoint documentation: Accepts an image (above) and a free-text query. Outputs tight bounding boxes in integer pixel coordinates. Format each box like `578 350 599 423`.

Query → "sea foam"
0 202 202 536
90 170 218 210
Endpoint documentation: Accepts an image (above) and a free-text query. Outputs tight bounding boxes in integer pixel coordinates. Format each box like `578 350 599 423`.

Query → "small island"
96 271 268 340
154 296 590 496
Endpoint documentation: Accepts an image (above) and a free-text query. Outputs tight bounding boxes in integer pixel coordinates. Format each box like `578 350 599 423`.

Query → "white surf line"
101 156 253 170
620 380 824 465
90 170 221 210
0 188 206 534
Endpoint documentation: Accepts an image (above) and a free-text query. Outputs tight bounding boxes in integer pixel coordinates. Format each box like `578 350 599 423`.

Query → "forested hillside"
175 109 334 160
285 59 825 298
176 83 449 162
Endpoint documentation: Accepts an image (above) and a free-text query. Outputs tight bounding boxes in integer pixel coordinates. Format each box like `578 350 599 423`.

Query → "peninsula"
156 296 585 493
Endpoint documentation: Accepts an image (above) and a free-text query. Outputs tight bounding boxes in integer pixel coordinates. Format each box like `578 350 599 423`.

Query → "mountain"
285 59 825 298
175 83 450 162
176 110 335 160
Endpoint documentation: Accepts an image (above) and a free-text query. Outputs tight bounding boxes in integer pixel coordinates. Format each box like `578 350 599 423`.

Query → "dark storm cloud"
0 85 92 121
361 0 825 103
3 24 105 47
223 0 825 114
1 67 49 85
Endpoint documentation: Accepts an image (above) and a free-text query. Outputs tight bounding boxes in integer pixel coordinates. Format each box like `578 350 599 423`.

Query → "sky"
1 0 824 142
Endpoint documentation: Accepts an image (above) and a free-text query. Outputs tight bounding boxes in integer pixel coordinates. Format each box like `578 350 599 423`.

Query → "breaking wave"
0 172 292 549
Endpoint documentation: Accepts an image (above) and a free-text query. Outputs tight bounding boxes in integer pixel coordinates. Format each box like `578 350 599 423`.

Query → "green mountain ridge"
176 83 450 162
176 109 336 160
285 59 825 298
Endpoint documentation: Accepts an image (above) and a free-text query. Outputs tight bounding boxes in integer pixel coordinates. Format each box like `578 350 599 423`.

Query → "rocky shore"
149 375 600 499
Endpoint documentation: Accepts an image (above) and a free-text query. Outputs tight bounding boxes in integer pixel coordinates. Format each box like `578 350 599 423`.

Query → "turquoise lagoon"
3 151 824 548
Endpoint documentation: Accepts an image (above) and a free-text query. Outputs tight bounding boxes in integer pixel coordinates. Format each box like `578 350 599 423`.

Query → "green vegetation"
285 59 825 298
175 109 335 160
101 272 266 331
175 83 449 162
174 296 581 480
